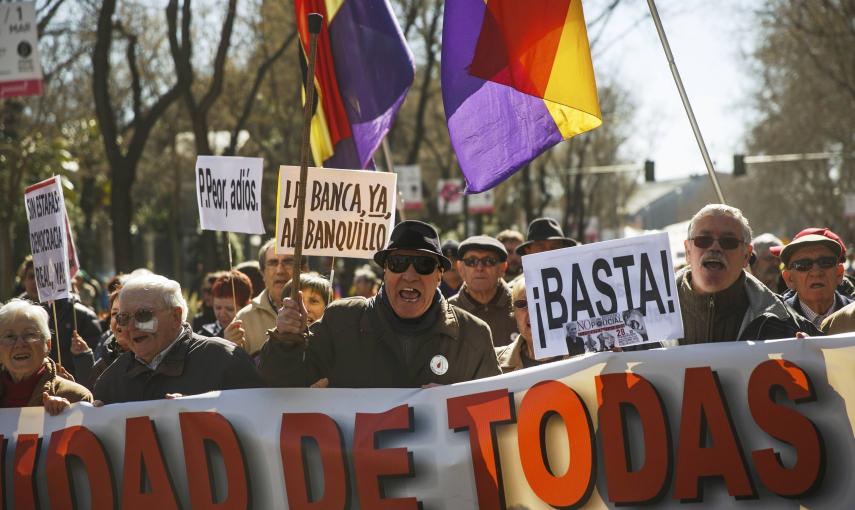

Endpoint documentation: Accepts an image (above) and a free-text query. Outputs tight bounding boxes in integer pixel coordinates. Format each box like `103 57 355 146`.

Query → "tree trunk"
110 162 135 271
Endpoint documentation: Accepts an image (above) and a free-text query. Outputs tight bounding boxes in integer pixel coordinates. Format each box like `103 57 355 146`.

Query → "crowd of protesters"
4 203 855 414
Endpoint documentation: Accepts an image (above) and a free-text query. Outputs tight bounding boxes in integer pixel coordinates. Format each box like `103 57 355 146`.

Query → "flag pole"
646 0 726 204
51 300 62 367
227 238 238 315
291 12 323 302
381 137 406 220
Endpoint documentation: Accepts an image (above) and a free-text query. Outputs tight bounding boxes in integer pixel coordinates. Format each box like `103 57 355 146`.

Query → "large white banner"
523 233 683 359
24 176 72 302
0 1 43 98
2 337 854 508
276 166 397 259
195 155 265 234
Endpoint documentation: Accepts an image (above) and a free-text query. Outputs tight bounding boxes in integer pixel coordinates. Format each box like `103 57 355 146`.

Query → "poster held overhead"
195 156 265 234
522 232 683 359
24 176 73 303
276 166 397 260
0 2 43 98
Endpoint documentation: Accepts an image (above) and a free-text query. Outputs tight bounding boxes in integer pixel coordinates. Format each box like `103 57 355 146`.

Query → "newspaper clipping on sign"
276 166 397 259
522 232 683 359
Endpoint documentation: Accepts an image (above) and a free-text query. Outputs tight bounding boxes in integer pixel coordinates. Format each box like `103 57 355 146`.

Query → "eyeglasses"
0 332 43 346
115 308 160 327
385 254 439 275
513 299 528 309
788 256 838 272
690 236 744 250
462 256 500 268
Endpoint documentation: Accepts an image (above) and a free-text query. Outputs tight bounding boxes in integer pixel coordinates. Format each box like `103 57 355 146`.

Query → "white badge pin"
430 354 449 375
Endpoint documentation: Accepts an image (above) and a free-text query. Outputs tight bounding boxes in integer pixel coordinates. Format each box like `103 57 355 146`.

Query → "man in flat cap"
774 228 853 329
259 220 501 387
449 235 518 347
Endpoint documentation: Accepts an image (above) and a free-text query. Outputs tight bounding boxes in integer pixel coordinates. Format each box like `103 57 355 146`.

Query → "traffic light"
644 160 655 182
733 154 746 177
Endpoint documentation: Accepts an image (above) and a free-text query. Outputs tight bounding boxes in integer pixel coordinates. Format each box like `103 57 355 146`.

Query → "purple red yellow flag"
442 0 602 193
296 0 414 169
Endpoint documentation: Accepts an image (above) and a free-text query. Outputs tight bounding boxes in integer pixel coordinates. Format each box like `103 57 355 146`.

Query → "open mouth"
399 288 421 302
131 334 150 344
702 260 725 270
809 283 826 289
11 353 31 361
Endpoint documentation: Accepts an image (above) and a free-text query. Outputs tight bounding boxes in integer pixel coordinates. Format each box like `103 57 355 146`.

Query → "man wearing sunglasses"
776 229 852 329
259 220 501 388
93 274 264 404
449 235 518 347
677 204 818 345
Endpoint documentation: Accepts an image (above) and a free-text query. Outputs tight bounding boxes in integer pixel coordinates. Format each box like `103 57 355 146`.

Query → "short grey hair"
258 238 277 272
511 275 526 301
0 299 51 343
121 274 188 321
751 233 783 255
687 204 753 243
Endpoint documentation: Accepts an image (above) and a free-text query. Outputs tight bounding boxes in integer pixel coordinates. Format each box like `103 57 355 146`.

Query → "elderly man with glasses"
676 204 818 345
259 220 501 388
774 228 853 329
93 274 264 404
449 235 518 347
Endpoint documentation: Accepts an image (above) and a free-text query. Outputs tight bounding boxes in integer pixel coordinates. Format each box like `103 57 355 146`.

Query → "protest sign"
2 337 854 508
523 232 683 359
276 166 397 259
195 156 265 234
396 164 423 210
24 176 73 302
0 2 43 98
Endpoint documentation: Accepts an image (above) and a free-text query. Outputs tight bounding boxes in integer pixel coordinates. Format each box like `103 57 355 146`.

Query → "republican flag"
442 0 602 193
296 0 415 169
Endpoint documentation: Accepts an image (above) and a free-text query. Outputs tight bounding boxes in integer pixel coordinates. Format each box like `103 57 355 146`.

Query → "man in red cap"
774 228 853 329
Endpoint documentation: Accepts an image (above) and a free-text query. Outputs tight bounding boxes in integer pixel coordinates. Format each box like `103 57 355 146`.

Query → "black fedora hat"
373 220 452 270
515 217 578 255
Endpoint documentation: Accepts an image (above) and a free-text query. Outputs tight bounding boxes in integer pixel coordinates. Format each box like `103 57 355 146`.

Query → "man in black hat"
449 235 518 347
516 217 578 257
439 239 462 298
259 220 501 388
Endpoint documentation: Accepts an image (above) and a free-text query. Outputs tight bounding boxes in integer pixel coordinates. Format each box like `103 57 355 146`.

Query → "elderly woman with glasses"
0 299 93 415
259 220 501 388
494 276 569 372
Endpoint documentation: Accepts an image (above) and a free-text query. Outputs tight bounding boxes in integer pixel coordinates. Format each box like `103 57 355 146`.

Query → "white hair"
512 275 526 300
0 299 51 343
121 274 188 321
688 204 753 243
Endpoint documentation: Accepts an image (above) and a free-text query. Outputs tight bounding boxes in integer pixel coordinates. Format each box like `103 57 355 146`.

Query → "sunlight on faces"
302 288 327 325
0 315 49 382
783 244 843 310
685 215 751 294
384 249 442 319
512 283 531 342
262 246 297 300
110 295 130 351
213 297 237 329
457 248 507 294
120 288 183 363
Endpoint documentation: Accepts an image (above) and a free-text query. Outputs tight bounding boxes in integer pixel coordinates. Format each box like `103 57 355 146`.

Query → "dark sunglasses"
462 256 499 268
788 256 837 272
385 254 439 275
513 299 527 309
115 308 158 327
690 236 743 250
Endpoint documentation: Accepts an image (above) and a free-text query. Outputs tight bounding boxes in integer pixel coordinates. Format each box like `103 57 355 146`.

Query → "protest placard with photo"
24 176 73 302
195 156 265 234
276 166 397 259
523 232 683 359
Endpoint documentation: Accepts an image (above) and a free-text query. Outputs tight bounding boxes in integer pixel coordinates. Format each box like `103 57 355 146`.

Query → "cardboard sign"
523 232 683 359
0 2 43 98
24 176 72 302
437 178 494 214
195 156 265 234
276 166 397 259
